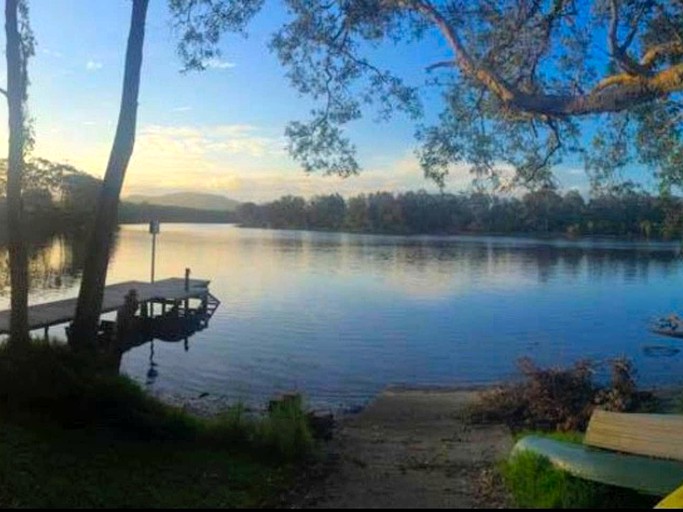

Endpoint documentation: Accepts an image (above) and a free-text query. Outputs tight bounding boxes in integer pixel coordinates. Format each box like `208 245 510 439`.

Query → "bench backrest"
585 409 683 461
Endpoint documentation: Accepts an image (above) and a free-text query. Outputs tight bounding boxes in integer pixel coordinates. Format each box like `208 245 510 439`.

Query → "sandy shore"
289 387 513 509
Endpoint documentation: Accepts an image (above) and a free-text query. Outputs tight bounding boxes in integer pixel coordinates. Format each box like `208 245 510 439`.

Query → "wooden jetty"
0 275 216 336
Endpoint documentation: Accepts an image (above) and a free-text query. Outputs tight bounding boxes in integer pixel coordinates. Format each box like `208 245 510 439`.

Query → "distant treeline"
118 202 236 224
236 188 683 239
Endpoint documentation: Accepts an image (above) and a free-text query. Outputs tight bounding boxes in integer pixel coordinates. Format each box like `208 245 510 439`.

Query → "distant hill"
118 202 236 224
125 192 240 212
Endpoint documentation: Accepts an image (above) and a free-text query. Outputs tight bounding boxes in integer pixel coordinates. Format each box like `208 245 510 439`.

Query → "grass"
501 431 659 509
0 340 316 507
0 423 294 508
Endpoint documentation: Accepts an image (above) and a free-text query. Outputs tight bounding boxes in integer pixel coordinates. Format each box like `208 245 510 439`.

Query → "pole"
184 268 190 314
151 231 156 283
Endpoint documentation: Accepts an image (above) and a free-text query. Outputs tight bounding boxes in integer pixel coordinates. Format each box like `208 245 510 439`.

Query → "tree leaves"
169 0 264 71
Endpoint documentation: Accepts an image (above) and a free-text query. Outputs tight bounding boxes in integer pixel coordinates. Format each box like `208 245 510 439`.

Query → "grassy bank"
500 432 658 509
0 342 314 508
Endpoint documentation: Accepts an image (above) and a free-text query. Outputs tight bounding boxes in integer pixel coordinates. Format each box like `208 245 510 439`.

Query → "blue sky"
0 0 654 201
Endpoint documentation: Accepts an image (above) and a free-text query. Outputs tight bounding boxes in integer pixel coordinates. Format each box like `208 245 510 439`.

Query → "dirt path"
294 388 513 509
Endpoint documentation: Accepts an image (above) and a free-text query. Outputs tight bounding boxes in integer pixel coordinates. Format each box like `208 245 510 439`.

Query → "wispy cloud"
41 48 63 58
135 124 282 159
122 129 460 202
86 60 103 71
171 106 192 112
203 57 236 69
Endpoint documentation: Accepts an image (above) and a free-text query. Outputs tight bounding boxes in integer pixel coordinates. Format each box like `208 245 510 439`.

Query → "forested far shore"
7 154 683 241
236 187 683 240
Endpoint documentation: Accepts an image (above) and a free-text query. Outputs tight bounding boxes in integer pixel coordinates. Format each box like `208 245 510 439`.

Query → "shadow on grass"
0 340 316 507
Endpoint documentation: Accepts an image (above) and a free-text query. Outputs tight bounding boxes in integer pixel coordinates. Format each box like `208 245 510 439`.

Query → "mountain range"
124 192 240 212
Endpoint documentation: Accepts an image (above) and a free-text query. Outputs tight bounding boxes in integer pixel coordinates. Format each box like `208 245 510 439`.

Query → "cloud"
41 48 63 58
86 60 103 71
203 57 236 69
0 118 515 204
116 121 514 201
171 106 192 112
121 127 474 202
135 124 283 159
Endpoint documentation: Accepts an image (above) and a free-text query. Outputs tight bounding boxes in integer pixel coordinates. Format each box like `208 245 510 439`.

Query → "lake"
5 224 683 410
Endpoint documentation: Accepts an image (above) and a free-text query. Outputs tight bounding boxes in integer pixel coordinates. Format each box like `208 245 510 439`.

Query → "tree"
248 1 683 193
308 194 346 229
68 0 150 350
345 194 369 231
59 171 101 216
4 0 34 346
70 0 265 348
266 195 307 228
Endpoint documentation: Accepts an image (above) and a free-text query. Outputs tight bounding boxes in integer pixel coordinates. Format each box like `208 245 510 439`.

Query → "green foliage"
203 398 315 461
256 395 314 460
501 450 657 508
236 188 683 238
169 0 265 71
0 157 88 198
164 1 683 192
513 430 585 446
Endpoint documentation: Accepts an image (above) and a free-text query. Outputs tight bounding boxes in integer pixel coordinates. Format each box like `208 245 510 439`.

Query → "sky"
0 1 655 202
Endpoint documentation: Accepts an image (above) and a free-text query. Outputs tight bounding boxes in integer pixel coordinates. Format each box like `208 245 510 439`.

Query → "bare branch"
608 0 650 76
426 60 455 72
620 2 648 52
522 120 562 185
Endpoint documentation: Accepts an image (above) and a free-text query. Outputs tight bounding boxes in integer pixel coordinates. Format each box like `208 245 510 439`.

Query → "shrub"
203 398 315 461
472 357 657 432
256 394 314 460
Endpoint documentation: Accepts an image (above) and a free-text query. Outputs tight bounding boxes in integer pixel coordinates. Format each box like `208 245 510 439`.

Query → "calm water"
6 224 683 410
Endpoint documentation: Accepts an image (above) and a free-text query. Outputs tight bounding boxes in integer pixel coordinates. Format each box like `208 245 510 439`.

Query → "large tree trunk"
69 0 149 351
5 0 29 347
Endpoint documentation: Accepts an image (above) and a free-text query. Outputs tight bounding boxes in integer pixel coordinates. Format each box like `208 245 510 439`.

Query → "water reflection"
0 235 84 299
146 342 158 386
8 225 683 410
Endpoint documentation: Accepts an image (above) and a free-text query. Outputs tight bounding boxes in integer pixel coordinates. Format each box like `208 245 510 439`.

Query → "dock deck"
0 277 211 335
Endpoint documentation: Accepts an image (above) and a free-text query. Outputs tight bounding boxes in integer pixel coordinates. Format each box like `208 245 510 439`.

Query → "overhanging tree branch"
404 0 683 118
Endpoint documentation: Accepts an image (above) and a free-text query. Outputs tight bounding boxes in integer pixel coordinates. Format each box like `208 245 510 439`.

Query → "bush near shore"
471 357 657 432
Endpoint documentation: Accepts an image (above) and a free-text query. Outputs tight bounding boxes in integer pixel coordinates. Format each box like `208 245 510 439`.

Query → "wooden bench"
511 410 683 496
